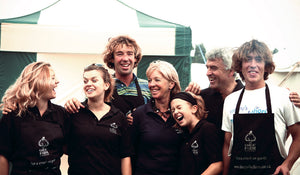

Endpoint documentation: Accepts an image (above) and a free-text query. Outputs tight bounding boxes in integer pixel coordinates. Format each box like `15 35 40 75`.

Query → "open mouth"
150 88 160 95
85 88 95 94
120 62 130 69
208 76 216 83
248 70 258 74
248 71 259 77
177 116 184 121
121 63 129 67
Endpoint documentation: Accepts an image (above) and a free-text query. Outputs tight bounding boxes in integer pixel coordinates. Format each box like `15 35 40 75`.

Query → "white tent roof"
0 0 185 55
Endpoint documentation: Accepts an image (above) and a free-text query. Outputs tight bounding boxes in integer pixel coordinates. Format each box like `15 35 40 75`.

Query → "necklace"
151 99 171 118
155 109 171 118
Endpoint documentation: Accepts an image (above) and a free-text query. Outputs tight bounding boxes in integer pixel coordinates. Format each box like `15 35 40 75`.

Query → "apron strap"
134 78 144 102
265 84 272 114
235 88 245 114
112 78 145 113
235 84 272 114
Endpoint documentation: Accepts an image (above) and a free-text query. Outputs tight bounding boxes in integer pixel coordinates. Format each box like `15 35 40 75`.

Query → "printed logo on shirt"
244 130 256 152
109 122 118 134
38 136 49 157
175 127 183 134
248 106 267 114
230 105 249 114
230 105 267 114
191 140 199 155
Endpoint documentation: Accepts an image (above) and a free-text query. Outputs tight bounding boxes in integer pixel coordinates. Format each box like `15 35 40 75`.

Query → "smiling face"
42 68 59 100
83 70 109 100
171 98 198 132
113 44 137 78
206 59 233 91
242 52 266 89
148 70 175 101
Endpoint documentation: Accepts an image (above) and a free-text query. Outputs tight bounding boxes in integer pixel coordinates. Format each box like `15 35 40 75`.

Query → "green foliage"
193 43 206 63
272 48 279 55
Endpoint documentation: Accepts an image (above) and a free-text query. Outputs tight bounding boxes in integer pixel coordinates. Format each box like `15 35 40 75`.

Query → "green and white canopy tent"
0 0 192 105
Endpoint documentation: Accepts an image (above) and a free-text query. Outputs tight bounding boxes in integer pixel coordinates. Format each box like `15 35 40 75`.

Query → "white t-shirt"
222 83 300 158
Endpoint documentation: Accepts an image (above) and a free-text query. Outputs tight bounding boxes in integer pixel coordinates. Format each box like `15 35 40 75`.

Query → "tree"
193 43 206 63
272 48 279 55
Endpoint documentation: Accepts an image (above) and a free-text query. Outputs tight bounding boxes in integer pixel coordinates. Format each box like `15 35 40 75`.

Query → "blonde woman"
0 62 68 175
171 92 223 175
130 60 183 175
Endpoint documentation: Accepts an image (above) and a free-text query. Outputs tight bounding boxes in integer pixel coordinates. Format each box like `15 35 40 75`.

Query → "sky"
122 0 300 69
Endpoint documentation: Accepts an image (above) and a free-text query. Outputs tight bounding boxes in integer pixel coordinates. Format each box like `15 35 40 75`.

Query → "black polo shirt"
0 101 69 175
131 102 184 175
67 101 133 175
178 120 222 175
201 80 244 131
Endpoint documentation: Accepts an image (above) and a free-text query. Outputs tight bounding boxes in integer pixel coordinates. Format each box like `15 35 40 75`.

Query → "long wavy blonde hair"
1 62 53 116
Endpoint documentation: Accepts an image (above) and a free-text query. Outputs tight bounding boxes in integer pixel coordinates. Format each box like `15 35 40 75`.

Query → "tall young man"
222 39 300 175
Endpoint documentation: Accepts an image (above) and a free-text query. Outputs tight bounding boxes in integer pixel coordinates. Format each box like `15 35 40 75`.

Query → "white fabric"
222 83 300 158
0 0 58 19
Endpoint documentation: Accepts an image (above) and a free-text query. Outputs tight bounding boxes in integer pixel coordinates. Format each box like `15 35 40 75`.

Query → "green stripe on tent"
135 9 192 89
136 11 178 28
0 23 1 49
137 56 191 89
0 11 40 107
0 52 36 102
136 11 192 56
0 12 40 48
175 26 192 56
0 11 40 24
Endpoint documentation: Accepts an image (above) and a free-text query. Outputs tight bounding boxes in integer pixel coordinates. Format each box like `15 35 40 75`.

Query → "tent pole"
278 61 300 86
